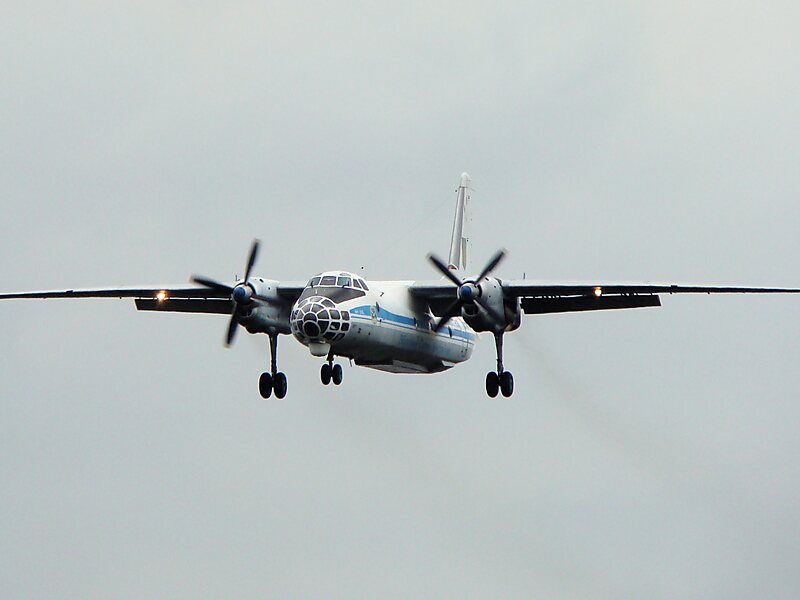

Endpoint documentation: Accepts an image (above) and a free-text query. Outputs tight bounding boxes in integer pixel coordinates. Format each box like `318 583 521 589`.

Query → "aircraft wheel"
332 364 343 385
485 372 499 398
500 371 514 397
321 363 332 385
259 372 273 399
273 372 288 399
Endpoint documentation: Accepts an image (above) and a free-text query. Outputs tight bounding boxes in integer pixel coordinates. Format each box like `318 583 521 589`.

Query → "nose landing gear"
259 332 288 399
486 332 514 398
321 352 343 386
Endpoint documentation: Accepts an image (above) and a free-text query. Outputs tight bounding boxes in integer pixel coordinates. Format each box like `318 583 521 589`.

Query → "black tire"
500 371 514 397
321 363 332 385
332 364 343 386
485 371 499 398
273 372 288 399
259 372 273 399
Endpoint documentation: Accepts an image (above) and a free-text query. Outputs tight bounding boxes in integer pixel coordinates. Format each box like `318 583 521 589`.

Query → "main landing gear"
320 351 343 386
486 332 514 398
259 332 288 399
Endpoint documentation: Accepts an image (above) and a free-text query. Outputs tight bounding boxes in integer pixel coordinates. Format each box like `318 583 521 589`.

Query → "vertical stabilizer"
447 173 471 272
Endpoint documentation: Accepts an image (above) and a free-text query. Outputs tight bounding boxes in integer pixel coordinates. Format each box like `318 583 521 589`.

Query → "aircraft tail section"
447 173 471 272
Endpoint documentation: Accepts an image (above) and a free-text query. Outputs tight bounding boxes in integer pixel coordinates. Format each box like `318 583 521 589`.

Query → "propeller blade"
192 275 234 294
194 241 261 348
476 248 506 281
225 312 240 347
433 299 463 333
242 239 260 282
427 253 462 287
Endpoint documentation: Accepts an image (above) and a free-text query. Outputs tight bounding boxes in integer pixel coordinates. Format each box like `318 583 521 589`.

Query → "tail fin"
447 173 471 272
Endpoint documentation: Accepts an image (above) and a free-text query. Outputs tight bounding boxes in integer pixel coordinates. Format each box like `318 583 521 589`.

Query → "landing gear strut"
321 351 343 386
259 332 288 399
486 332 514 398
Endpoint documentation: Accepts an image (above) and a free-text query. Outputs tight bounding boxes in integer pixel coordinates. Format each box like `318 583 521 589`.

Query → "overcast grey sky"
2 2 800 598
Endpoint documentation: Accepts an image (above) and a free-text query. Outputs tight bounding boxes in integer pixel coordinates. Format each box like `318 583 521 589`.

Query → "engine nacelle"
240 278 292 335
462 277 521 333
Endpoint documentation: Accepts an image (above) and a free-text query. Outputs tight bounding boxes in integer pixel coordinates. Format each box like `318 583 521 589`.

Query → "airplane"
1 173 798 399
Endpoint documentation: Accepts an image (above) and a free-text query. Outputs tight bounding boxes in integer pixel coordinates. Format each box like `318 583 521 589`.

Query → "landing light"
156 290 168 302
594 287 603 297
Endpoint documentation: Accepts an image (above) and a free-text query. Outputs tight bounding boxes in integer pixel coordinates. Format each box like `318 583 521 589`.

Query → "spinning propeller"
427 248 507 332
192 239 267 347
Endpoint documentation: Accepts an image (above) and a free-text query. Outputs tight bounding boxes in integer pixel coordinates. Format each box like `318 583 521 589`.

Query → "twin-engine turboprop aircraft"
2 173 799 398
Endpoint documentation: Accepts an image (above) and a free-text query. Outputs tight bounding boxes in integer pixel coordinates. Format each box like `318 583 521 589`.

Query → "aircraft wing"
0 282 307 315
0 285 234 314
407 281 457 315
409 280 800 316
273 283 306 302
506 280 800 314
0 285 230 300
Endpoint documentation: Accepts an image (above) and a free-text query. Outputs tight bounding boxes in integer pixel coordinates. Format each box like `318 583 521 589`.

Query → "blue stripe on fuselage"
349 305 476 342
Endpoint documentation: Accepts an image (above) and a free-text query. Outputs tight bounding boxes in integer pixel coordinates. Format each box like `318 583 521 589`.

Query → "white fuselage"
290 274 476 374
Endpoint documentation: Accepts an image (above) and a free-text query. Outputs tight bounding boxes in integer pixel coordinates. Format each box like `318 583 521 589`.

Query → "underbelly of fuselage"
332 313 475 374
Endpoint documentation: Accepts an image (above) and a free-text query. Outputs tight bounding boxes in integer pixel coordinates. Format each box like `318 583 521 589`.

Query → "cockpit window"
310 276 321 287
358 279 369 291
298 287 366 303
336 276 351 287
320 276 337 286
